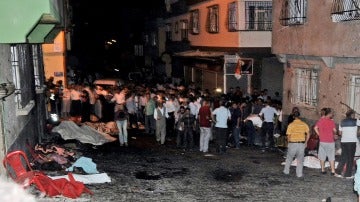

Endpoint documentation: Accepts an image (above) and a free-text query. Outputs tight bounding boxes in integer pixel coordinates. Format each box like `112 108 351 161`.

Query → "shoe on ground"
345 176 354 179
321 171 327 174
334 173 343 178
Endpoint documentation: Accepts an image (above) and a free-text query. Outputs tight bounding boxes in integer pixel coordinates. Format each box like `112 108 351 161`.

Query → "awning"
174 50 228 62
0 0 63 43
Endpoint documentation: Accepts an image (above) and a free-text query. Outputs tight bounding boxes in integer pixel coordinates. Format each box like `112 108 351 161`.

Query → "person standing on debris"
334 110 360 179
259 100 279 151
154 100 169 145
211 100 231 154
198 100 212 153
314 108 337 175
283 111 310 178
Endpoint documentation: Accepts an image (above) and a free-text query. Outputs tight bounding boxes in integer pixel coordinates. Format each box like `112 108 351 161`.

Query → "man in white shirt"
211 100 231 154
259 100 279 150
154 101 169 145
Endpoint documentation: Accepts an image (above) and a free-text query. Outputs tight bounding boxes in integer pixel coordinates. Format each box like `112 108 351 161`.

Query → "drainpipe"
0 100 7 175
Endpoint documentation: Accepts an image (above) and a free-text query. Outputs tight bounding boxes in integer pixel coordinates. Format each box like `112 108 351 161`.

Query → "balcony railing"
331 0 360 22
245 1 272 31
280 0 307 26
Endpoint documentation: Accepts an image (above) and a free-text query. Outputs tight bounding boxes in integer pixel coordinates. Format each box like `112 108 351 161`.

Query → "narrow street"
38 128 358 202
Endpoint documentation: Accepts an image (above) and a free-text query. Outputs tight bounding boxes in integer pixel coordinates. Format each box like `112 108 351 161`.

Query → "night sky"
68 0 164 72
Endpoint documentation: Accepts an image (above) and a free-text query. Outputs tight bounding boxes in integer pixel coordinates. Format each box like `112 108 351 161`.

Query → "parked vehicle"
93 78 124 87
93 78 124 97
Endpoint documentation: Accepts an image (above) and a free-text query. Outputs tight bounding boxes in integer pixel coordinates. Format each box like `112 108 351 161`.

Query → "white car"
93 78 124 96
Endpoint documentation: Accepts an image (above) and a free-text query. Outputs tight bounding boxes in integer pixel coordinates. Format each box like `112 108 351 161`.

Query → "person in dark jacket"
179 107 196 150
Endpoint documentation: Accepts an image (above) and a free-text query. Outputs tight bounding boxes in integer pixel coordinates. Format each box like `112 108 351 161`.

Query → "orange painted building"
42 31 67 86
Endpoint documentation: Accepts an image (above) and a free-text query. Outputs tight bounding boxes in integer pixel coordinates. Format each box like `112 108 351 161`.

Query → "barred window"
293 68 318 106
331 0 360 22
280 0 307 26
206 5 219 33
228 2 239 31
11 44 34 110
190 9 200 34
245 1 272 30
347 75 360 113
31 44 43 91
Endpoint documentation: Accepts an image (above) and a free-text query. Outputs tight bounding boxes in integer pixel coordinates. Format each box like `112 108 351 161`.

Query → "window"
331 0 360 22
190 9 200 34
245 1 272 30
165 23 172 41
207 5 219 33
293 68 318 106
175 22 179 33
134 45 143 56
180 20 188 40
31 44 43 92
151 32 157 46
280 0 307 26
11 44 34 111
11 45 21 104
228 2 239 31
347 75 360 113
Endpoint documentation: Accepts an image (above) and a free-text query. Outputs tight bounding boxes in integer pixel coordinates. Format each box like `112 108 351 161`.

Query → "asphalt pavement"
38 128 358 202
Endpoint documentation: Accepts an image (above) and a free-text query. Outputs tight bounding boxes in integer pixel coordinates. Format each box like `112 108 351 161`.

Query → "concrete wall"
0 44 48 173
272 0 360 125
282 56 360 126
272 0 360 57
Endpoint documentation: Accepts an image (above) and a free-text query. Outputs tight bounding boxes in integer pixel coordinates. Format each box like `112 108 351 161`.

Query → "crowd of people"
45 77 283 152
45 76 360 182
284 106 360 180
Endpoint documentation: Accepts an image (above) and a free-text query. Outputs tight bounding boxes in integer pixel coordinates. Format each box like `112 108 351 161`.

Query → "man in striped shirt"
283 111 310 178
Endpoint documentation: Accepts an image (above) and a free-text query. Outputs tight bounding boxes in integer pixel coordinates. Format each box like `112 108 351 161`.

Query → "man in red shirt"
198 100 212 153
314 108 337 175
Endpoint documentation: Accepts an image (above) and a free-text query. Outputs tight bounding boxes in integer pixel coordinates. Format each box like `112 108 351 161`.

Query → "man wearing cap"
283 111 310 178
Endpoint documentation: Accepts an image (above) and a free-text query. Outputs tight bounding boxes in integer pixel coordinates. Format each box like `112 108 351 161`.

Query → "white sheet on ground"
49 173 111 184
281 156 338 169
52 121 117 145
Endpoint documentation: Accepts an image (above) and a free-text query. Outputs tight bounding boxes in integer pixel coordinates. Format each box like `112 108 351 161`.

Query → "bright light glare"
215 88 222 93
114 68 119 72
111 39 117 43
